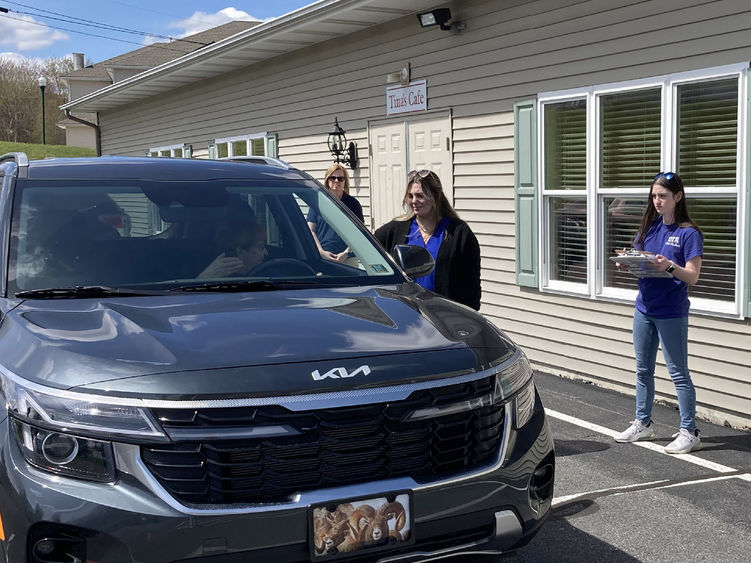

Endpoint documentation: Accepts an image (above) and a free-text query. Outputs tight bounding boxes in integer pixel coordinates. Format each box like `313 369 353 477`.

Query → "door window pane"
677 78 738 187
600 89 661 188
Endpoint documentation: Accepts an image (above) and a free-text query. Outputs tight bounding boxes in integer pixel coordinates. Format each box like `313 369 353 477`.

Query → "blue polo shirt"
635 219 703 318
307 193 363 253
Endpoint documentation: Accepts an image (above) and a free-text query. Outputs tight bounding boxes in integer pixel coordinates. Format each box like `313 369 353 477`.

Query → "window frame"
211 133 271 159
148 144 191 158
537 63 747 318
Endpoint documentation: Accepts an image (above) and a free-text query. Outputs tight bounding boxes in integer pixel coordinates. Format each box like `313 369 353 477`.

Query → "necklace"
416 219 435 243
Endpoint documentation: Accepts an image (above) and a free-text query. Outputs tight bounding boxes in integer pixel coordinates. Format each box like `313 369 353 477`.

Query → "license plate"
310 491 413 560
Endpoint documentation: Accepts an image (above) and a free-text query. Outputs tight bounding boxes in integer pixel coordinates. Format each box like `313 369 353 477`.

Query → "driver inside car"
197 222 267 279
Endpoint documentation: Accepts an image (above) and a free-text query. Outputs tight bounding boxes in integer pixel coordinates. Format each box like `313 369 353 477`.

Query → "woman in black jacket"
374 169 481 310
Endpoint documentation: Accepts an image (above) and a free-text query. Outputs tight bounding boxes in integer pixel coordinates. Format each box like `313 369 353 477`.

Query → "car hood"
0 285 516 399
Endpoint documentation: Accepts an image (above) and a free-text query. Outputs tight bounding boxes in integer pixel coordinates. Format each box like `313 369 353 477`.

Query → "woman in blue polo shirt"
614 172 704 454
307 164 363 262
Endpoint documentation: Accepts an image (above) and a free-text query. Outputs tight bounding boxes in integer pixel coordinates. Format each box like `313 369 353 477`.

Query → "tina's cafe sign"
386 80 427 115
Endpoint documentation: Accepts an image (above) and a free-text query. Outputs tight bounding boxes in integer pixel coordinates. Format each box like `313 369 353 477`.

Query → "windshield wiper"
15 285 163 299
168 280 282 293
167 280 345 293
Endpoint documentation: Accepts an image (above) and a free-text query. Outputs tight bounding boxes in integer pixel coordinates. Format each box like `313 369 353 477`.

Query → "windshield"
8 177 403 295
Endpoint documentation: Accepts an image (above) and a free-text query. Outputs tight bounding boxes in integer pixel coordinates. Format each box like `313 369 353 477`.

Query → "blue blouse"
407 217 449 291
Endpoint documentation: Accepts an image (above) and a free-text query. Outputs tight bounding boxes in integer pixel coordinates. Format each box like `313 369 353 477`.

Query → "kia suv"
0 153 554 563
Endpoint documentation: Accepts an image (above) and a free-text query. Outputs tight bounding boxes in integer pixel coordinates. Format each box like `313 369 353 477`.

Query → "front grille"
142 376 504 505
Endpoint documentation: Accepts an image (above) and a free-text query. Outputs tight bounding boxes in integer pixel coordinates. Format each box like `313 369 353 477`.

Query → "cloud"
0 13 68 52
169 7 267 38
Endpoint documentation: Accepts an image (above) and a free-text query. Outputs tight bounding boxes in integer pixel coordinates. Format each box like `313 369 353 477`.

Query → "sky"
0 1 315 64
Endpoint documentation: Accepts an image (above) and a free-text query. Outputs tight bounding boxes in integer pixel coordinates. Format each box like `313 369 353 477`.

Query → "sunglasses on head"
328 175 345 182
654 171 676 181
407 169 436 183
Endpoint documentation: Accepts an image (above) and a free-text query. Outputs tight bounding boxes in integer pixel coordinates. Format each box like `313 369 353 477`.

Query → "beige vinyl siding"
95 0 751 426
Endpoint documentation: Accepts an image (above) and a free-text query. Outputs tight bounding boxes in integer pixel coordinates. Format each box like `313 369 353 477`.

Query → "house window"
148 144 190 158
537 64 746 316
212 133 274 159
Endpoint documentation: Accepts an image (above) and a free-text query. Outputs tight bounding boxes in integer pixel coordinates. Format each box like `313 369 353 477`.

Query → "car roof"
13 155 312 182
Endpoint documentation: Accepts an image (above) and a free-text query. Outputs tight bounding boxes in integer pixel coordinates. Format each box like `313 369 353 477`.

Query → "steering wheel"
249 258 318 277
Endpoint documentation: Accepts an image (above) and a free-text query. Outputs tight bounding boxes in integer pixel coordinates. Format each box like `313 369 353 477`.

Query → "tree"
0 57 73 144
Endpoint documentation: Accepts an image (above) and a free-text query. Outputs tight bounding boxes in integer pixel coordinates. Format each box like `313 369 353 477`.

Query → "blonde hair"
323 164 351 195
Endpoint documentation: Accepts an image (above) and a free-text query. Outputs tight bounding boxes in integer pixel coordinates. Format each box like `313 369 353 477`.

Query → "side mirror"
391 244 435 279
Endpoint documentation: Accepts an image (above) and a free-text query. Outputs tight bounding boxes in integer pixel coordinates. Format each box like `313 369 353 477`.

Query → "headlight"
2 371 166 482
2 371 164 439
11 419 116 482
405 351 534 421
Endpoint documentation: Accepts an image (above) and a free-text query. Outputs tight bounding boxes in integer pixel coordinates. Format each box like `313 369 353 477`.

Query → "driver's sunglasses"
654 171 676 181
328 175 345 183
407 169 436 183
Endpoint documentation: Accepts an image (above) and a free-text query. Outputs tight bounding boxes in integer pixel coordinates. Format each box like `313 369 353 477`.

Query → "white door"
369 114 452 231
369 121 407 231
407 117 453 204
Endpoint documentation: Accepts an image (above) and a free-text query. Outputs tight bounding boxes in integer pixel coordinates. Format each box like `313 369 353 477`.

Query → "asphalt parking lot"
504 371 751 562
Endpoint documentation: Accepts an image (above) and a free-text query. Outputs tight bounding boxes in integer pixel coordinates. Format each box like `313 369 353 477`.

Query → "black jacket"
375 217 481 310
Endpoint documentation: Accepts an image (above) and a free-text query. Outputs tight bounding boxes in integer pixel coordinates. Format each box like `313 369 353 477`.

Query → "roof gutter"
64 110 102 156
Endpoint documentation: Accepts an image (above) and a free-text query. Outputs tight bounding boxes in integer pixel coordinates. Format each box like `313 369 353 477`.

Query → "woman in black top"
374 169 481 310
307 163 363 262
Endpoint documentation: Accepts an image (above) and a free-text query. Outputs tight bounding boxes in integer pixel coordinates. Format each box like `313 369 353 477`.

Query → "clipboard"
610 252 673 278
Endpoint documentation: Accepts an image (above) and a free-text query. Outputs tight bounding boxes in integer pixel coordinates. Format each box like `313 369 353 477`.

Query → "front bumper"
0 395 553 563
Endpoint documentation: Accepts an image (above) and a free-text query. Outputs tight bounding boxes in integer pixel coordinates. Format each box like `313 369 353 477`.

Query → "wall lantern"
327 117 358 170
416 8 465 32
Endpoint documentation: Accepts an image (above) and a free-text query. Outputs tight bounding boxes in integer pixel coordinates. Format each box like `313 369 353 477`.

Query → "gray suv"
0 153 554 563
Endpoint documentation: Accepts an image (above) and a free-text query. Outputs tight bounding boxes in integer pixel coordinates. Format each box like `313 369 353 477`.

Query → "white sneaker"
614 419 655 443
664 428 702 454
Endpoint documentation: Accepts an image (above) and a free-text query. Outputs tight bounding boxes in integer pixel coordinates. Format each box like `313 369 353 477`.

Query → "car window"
8 179 400 294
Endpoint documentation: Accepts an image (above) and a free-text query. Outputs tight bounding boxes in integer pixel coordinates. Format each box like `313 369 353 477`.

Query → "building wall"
95 0 751 427
64 123 97 150
67 78 112 101
110 68 147 83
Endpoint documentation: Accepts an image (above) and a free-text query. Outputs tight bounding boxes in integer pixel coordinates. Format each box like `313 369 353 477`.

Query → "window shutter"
266 132 278 158
515 99 539 287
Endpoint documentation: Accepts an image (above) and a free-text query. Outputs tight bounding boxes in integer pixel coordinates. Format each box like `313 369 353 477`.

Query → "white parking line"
552 479 670 506
552 474 750 507
545 408 739 474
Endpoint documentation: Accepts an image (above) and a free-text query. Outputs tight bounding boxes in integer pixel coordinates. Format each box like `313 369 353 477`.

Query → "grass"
0 141 96 160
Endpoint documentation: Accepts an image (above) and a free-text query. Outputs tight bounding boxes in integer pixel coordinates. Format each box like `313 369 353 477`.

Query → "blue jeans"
633 309 696 431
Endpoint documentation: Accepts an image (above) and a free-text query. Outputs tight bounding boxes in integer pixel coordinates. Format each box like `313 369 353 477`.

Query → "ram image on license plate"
311 492 412 559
